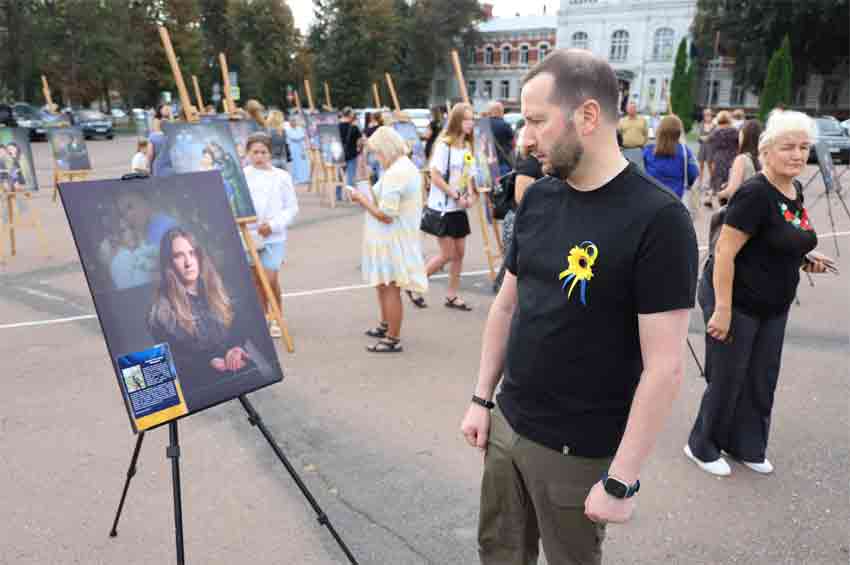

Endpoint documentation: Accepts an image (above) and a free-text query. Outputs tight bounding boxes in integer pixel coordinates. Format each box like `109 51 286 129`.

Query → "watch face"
604 478 628 499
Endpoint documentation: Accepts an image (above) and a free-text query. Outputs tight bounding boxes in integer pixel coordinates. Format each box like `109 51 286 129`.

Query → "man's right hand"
461 404 491 452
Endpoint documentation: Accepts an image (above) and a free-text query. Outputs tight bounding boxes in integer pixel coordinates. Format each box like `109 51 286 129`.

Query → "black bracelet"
471 395 495 410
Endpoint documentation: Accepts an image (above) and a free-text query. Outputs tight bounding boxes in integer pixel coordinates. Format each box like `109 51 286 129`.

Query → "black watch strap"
471 395 495 410
602 472 640 499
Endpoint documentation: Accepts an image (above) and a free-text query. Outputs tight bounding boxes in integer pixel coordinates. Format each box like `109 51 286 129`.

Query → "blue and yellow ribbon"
558 241 598 305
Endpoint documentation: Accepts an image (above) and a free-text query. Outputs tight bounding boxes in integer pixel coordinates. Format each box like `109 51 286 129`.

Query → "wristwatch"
471 395 495 410
601 473 640 499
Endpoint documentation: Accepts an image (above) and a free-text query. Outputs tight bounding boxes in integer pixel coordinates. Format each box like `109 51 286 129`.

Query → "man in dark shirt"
487 101 515 176
460 49 698 564
338 106 362 191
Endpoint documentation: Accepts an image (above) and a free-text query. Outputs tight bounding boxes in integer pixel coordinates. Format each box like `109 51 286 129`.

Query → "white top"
243 165 299 244
427 140 477 213
131 151 148 172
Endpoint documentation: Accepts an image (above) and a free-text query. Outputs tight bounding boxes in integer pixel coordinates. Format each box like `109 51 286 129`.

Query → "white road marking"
1 231 848 331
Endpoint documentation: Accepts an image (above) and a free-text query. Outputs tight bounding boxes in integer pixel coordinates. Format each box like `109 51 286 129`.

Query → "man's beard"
549 121 584 180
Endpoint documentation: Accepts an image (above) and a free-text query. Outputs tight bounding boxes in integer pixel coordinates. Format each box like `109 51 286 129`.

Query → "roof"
478 15 557 33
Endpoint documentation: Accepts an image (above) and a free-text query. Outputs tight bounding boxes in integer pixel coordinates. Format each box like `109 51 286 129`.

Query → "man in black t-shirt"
461 49 698 565
338 107 362 190
487 101 515 176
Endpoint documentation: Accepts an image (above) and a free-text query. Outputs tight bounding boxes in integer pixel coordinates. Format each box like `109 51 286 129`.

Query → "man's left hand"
584 481 635 524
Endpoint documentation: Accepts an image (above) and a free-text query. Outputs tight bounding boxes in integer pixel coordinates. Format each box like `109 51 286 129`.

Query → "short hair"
245 132 272 152
367 126 409 163
715 110 732 126
342 106 354 118
653 114 684 157
732 108 745 120
136 138 149 150
522 49 619 122
759 110 815 152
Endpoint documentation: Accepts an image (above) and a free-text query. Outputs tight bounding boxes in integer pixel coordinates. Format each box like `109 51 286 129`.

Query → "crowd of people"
120 46 839 564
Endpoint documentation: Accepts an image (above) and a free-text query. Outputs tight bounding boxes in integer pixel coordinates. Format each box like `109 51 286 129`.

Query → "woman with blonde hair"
244 99 267 129
642 114 699 199
348 126 427 353
266 109 290 169
685 110 836 477
418 102 478 311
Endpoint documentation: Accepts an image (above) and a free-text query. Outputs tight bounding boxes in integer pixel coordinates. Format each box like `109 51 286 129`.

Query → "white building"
557 0 698 114
428 12 558 112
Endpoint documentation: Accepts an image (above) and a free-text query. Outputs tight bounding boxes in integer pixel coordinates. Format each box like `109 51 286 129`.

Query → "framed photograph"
59 171 284 432
303 112 320 150
393 121 426 169
162 121 256 219
473 118 500 191
48 127 92 171
0 127 39 191
314 112 344 166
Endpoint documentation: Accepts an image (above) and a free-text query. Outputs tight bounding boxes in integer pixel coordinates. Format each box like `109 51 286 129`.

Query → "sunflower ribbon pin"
558 241 599 305
460 151 475 196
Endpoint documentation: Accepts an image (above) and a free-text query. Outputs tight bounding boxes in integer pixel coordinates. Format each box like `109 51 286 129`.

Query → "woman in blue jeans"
685 111 835 477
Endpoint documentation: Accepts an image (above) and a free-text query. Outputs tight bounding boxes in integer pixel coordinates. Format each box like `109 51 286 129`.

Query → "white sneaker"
684 444 731 476
743 459 774 474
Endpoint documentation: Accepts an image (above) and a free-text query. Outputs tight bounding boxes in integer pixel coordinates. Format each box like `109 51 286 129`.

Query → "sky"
289 0 557 35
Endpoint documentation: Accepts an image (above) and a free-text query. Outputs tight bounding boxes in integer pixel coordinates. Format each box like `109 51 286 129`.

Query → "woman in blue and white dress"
285 115 311 187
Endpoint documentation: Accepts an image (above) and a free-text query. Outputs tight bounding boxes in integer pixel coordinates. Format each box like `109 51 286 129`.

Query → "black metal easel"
803 144 850 256
108 395 358 565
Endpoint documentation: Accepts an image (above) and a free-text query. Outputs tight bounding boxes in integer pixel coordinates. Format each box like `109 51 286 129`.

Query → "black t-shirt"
338 122 362 162
490 117 515 167
515 155 543 180
499 163 698 457
715 174 818 317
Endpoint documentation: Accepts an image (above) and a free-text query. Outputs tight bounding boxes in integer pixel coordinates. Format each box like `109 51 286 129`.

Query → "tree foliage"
670 38 697 133
758 35 793 122
693 0 849 94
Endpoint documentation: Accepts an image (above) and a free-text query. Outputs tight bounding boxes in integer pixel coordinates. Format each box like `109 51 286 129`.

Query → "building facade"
557 0 698 114
428 14 558 112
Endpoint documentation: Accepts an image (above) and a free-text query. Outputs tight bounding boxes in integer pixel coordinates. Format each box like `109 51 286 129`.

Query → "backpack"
490 171 516 220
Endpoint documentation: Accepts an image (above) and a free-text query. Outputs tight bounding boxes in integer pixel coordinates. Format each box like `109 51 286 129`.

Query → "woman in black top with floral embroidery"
686 111 837 477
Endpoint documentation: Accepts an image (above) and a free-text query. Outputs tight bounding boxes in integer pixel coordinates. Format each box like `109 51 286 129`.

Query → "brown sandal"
445 297 472 311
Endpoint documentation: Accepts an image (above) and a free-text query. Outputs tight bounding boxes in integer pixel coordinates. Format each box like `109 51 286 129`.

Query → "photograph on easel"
162 121 256 219
59 171 283 431
0 127 39 191
393 121 426 169
226 119 261 166
303 112 320 150
48 127 92 171
473 118 500 191
314 112 344 165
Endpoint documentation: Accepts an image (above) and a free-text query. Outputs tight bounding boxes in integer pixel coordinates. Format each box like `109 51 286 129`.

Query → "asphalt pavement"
0 136 848 564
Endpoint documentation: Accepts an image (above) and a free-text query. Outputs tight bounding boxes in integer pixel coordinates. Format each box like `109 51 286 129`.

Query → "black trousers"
688 275 789 463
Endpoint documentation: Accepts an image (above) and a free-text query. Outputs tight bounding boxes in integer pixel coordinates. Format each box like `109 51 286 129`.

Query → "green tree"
670 38 695 133
759 35 793 121
694 0 848 93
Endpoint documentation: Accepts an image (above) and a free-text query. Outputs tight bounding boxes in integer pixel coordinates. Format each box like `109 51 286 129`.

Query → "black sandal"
406 290 427 309
445 296 472 311
365 321 388 338
366 337 403 353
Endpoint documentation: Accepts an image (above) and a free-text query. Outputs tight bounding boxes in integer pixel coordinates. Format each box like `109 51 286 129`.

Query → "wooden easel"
53 169 90 202
192 75 205 113
385 73 401 113
450 49 500 280
303 80 324 196
372 83 382 108
1 184 49 261
159 27 293 352
219 52 238 118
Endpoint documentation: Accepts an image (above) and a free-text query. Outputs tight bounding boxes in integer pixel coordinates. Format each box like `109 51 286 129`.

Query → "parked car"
0 104 16 127
110 108 127 119
402 108 430 136
809 116 850 164
12 103 47 141
75 110 114 140
841 118 850 135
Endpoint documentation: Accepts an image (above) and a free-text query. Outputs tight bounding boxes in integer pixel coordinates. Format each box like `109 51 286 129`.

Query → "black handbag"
420 142 452 235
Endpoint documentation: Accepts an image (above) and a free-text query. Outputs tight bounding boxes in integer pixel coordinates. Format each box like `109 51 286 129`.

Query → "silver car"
811 117 850 164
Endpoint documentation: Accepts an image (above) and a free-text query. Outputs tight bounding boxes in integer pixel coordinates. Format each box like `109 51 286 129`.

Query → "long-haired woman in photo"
418 102 478 311
148 227 252 405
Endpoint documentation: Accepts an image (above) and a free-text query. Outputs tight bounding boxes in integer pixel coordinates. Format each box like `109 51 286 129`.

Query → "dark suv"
811 117 850 164
76 109 114 140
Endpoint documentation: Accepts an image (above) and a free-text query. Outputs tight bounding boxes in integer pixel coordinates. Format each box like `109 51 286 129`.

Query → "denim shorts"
256 241 286 270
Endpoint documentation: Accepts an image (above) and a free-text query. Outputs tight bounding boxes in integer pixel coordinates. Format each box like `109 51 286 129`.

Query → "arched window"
538 43 550 61
520 45 530 64
467 47 476 64
501 45 512 65
652 28 674 61
484 46 494 65
609 30 629 62
571 31 589 50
